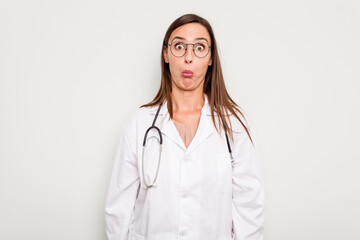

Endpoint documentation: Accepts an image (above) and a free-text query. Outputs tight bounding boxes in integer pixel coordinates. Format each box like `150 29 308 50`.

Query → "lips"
182 70 194 78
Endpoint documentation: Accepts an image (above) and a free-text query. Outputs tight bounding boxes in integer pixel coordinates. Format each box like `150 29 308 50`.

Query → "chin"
173 77 202 91
180 80 197 89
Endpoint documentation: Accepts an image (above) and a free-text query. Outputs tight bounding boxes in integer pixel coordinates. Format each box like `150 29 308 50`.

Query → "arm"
232 125 265 240
105 118 140 240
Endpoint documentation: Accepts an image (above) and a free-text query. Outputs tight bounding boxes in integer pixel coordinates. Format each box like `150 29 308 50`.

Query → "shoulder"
128 105 156 121
120 105 155 134
228 109 253 135
227 109 259 149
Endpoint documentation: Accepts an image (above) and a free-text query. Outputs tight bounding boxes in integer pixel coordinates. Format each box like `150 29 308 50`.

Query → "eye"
195 43 205 51
174 42 185 50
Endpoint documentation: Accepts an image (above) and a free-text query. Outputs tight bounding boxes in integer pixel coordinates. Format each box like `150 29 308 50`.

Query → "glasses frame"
165 41 212 58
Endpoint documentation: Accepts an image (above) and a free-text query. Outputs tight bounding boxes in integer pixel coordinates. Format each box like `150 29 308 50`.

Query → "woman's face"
164 23 212 92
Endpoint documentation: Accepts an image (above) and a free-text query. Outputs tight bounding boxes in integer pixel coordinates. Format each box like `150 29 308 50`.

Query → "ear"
208 57 212 66
163 46 169 63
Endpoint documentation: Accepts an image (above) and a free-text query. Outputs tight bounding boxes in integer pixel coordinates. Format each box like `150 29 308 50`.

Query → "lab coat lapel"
149 102 187 151
185 96 216 155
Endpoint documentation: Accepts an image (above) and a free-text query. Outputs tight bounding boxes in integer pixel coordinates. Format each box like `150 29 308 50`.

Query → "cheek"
168 59 181 71
168 64 179 81
199 62 210 74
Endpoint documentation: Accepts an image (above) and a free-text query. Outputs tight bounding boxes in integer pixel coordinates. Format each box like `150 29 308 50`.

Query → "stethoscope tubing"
141 101 233 189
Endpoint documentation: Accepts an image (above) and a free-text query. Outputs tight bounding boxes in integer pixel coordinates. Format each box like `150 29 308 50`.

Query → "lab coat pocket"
128 228 146 240
216 153 232 193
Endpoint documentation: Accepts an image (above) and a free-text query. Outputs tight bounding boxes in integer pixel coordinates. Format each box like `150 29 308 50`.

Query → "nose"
184 45 194 64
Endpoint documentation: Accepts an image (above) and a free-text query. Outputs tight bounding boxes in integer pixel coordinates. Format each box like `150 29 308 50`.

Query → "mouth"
181 70 194 78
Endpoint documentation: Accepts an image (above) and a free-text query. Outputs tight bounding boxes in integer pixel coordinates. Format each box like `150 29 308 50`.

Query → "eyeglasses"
166 41 211 58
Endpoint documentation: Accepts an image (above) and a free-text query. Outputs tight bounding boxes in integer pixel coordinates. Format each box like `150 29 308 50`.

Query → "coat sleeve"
105 114 140 240
231 123 265 240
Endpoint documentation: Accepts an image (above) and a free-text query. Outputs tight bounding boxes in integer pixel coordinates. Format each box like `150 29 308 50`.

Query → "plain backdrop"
1 0 359 240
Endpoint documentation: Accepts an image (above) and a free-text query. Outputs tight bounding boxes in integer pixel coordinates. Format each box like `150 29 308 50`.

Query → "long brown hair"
141 13 253 145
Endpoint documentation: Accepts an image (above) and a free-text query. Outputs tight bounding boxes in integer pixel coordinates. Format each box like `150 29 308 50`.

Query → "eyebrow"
170 36 210 43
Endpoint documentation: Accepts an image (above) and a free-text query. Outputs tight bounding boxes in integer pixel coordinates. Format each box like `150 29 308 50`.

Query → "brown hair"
141 13 253 145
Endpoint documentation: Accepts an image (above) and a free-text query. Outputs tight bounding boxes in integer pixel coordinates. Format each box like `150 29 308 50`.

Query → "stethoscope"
142 101 234 189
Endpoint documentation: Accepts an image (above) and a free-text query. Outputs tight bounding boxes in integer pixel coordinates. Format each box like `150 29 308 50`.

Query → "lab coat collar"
148 94 217 153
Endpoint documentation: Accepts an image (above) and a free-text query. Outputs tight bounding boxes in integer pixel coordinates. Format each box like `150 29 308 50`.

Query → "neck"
171 86 205 112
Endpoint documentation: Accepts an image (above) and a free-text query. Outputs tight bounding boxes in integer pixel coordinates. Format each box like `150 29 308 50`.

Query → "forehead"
169 23 211 43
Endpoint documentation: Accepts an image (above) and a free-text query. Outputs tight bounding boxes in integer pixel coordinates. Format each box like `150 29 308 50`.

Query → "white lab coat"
105 94 265 240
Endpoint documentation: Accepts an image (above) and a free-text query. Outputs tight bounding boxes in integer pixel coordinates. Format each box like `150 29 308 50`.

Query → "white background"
1 0 359 239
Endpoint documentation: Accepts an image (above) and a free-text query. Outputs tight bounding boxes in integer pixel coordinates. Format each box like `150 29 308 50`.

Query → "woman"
105 14 264 240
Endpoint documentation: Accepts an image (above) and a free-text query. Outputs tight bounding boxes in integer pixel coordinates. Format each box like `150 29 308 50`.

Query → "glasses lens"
169 42 210 58
194 42 209 58
170 42 186 57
